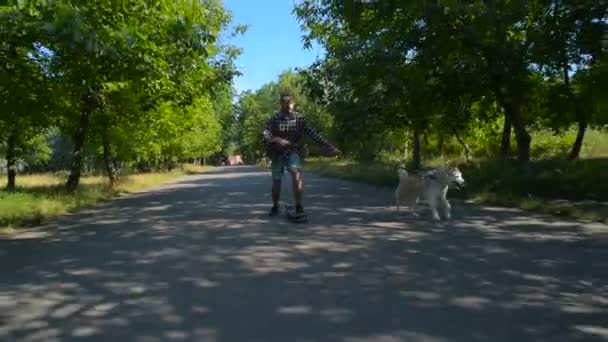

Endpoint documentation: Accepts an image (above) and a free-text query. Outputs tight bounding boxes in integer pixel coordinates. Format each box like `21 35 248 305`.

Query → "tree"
294 0 605 163
33 0 239 190
0 6 57 189
529 0 607 159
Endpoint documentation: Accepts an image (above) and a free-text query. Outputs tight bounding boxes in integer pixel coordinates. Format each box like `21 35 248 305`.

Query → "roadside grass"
0 164 209 231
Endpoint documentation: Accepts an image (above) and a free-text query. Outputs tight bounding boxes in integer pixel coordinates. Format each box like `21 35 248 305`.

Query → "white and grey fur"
394 166 465 220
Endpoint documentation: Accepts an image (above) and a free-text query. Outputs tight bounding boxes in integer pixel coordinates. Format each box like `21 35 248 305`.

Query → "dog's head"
425 166 465 189
446 167 465 189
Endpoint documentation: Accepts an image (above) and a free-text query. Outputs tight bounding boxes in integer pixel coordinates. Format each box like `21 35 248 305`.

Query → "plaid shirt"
261 111 332 159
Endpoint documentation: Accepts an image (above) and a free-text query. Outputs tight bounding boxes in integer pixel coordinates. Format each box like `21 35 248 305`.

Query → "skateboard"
280 201 308 223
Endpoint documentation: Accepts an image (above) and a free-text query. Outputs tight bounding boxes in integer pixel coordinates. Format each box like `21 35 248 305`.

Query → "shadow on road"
1 165 606 342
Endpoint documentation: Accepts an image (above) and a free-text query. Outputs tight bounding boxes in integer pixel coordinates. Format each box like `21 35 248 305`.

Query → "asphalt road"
1 165 606 342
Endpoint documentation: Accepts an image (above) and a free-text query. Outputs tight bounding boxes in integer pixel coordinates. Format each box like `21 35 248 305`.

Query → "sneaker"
269 205 279 216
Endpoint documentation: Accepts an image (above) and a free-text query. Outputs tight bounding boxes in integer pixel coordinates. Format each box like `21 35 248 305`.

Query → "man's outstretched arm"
302 117 339 153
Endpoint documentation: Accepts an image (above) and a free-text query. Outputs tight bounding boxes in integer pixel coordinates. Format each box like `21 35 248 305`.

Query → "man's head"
280 91 295 114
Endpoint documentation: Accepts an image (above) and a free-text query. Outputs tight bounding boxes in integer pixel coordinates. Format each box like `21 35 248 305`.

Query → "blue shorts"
271 153 301 180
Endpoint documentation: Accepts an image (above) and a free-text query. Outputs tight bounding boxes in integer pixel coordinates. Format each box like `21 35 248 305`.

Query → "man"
261 91 340 217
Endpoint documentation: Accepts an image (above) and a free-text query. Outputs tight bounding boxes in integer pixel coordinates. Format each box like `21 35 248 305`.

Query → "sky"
222 0 325 94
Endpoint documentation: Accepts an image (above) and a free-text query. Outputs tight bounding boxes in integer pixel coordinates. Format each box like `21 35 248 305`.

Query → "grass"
459 158 608 222
302 157 608 223
531 127 608 159
0 163 209 231
471 192 606 223
302 157 398 188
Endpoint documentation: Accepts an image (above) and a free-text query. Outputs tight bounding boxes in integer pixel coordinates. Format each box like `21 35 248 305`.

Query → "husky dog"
395 166 465 220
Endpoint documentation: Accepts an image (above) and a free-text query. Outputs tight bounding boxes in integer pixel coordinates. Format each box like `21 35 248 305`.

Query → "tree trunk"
511 111 531 162
66 91 96 192
403 129 409 161
569 119 587 160
6 132 17 190
412 128 422 170
502 101 530 162
438 133 445 156
500 115 512 159
563 64 587 160
452 128 473 162
102 127 118 186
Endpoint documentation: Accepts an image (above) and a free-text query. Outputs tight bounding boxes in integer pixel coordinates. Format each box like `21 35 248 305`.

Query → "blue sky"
222 0 325 94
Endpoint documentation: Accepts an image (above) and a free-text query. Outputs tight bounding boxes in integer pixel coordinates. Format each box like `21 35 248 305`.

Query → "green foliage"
161 97 223 161
292 0 607 163
1 0 243 187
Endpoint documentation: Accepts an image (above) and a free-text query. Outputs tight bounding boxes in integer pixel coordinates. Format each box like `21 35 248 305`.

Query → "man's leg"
272 179 282 206
269 157 284 216
288 168 303 206
287 153 304 213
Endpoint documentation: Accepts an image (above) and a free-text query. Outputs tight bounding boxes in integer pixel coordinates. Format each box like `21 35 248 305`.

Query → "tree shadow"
1 166 606 341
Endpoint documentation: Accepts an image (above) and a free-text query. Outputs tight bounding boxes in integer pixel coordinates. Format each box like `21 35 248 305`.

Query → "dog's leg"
394 187 400 213
410 197 419 217
444 200 451 220
441 187 451 220
428 196 440 221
